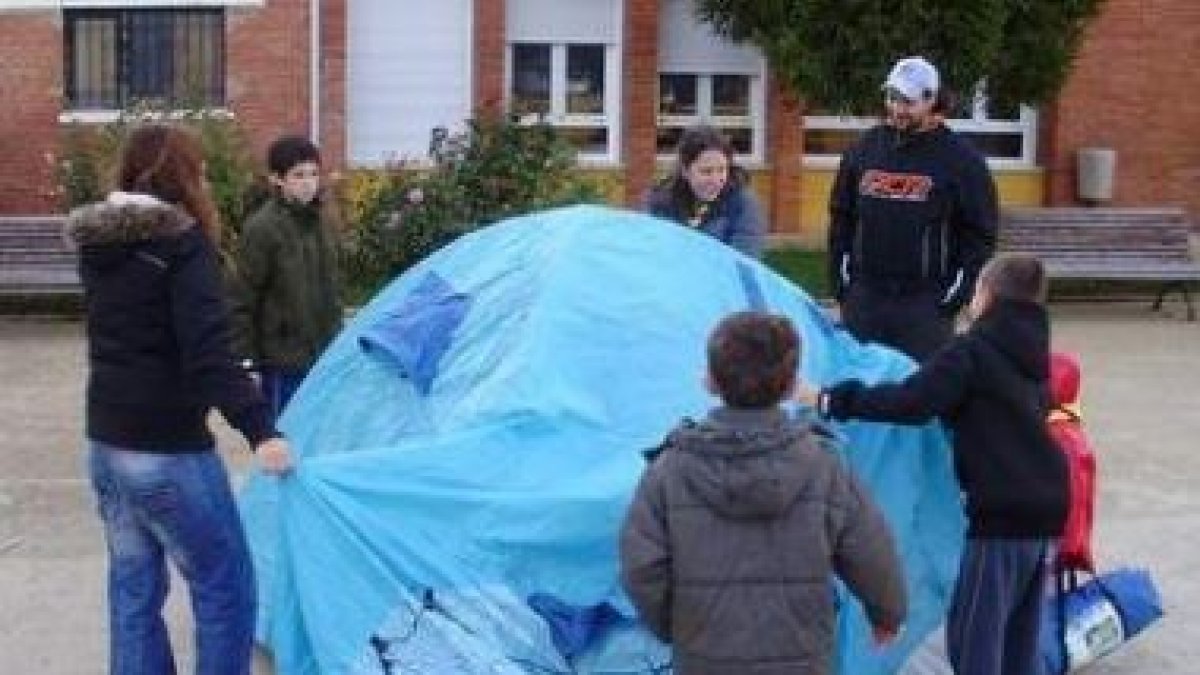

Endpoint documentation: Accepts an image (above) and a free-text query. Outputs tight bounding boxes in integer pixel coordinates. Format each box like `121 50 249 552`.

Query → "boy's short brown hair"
707 311 800 408
979 253 1048 304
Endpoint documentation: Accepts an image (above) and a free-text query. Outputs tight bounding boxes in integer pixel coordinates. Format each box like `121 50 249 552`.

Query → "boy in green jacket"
229 135 342 419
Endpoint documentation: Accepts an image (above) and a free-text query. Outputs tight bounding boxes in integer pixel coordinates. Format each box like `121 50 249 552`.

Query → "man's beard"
889 113 920 132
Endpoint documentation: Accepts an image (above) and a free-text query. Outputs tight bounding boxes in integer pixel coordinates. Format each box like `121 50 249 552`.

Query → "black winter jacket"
822 299 1069 538
828 124 998 312
68 193 276 451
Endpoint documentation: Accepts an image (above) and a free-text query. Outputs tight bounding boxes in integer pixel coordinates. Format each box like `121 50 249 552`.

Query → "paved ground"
1 303 1197 673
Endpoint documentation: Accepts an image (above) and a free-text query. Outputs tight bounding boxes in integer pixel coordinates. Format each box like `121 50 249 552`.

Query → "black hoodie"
828 124 998 312
67 194 276 451
619 408 906 675
823 299 1069 538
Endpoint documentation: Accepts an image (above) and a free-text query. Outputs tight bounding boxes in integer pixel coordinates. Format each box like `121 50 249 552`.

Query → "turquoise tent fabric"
239 205 964 674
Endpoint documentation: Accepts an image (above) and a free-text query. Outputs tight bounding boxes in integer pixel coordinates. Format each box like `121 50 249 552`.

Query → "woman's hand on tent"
256 437 295 476
793 380 821 408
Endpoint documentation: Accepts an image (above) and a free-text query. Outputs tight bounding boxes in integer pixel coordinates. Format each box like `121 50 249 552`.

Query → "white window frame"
503 0 623 165
804 92 1039 170
505 42 621 164
655 70 767 166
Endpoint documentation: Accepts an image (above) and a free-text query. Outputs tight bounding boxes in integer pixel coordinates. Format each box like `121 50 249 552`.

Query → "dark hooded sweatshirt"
619 408 907 675
67 194 276 451
823 299 1069 539
827 124 998 312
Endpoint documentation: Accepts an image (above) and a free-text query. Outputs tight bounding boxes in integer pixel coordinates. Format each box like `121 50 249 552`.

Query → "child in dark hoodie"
804 253 1070 675
619 311 907 675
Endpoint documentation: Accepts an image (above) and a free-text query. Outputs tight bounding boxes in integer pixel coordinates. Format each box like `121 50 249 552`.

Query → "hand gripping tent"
239 205 964 674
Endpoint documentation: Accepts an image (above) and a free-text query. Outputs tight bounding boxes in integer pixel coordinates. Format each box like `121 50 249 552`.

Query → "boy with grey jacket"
619 311 907 675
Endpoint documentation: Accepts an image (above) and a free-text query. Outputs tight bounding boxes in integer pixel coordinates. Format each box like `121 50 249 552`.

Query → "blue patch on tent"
358 271 470 395
527 593 629 662
240 205 964 674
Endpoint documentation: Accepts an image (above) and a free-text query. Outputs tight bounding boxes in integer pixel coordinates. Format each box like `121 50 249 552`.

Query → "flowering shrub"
340 116 605 300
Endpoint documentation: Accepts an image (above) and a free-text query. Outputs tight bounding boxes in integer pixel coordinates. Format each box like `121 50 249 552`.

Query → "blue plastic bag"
1041 568 1164 673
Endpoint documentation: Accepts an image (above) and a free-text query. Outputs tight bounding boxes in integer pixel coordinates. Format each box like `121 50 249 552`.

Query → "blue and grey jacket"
645 176 766 258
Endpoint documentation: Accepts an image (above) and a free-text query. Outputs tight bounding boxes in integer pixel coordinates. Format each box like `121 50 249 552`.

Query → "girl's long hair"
118 123 222 244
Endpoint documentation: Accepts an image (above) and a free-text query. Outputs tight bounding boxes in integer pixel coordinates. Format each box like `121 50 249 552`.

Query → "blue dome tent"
239 205 964 674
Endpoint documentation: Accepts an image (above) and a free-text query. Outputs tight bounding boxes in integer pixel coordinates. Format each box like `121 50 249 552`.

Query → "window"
804 86 1038 167
657 73 760 158
505 0 621 161
657 0 766 162
64 8 225 111
508 42 615 158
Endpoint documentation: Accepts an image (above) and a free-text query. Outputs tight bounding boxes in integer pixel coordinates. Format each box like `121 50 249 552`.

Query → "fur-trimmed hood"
66 192 195 247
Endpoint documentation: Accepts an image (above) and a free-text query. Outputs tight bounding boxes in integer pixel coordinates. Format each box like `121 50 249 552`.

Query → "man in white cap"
827 56 998 361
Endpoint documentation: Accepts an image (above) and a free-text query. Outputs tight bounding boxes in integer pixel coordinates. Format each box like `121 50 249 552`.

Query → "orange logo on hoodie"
859 170 934 202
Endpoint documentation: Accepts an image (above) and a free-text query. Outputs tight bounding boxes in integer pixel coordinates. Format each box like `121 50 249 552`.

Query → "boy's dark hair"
979 253 1048 304
707 312 800 409
267 135 321 176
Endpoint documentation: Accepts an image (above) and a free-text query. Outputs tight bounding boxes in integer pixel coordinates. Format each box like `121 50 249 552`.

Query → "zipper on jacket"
854 216 865 272
940 217 950 278
921 225 931 279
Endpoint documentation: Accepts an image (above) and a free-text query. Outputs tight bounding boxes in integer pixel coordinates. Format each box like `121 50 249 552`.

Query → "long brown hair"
118 124 222 244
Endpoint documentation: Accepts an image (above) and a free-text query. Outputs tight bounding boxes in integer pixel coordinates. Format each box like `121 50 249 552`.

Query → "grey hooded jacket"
619 408 907 674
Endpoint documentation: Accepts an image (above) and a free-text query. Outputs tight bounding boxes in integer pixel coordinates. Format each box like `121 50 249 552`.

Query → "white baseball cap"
883 57 940 101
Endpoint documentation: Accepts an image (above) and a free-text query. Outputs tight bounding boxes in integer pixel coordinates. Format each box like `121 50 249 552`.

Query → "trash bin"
1077 147 1117 204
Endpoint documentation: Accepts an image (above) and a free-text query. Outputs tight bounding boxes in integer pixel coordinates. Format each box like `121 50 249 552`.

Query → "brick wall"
767 77 803 235
474 0 507 116
623 0 659 207
0 14 62 213
1044 0 1200 218
0 4 322 214
226 1 313 168
319 0 348 170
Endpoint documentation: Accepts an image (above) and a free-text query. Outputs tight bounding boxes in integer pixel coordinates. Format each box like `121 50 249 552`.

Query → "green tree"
695 0 1106 113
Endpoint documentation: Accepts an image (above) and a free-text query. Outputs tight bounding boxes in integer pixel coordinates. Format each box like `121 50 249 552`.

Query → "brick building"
0 0 1196 246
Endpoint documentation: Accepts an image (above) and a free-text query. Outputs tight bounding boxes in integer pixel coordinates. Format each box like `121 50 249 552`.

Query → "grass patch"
764 247 830 299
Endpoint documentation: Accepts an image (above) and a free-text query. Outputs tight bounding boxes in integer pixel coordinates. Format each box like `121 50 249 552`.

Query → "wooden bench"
999 207 1200 320
0 216 80 297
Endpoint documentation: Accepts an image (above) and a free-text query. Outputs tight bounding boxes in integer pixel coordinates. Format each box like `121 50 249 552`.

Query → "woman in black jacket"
67 124 292 674
644 125 766 258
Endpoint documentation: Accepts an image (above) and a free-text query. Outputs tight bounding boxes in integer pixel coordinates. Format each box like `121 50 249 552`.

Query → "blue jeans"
947 538 1052 675
88 441 256 675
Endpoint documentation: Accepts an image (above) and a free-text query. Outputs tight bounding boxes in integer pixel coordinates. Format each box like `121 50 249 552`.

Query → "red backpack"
1049 352 1097 572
